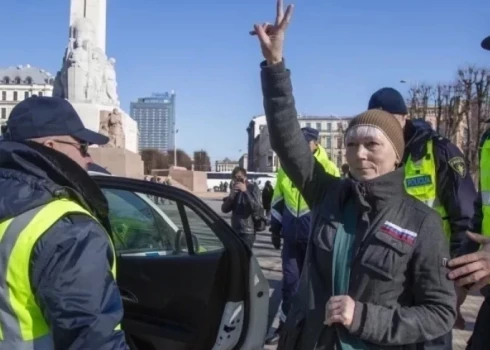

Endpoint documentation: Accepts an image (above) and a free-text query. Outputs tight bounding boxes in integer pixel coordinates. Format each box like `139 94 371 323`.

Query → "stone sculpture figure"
99 109 125 148
88 47 105 102
98 110 110 139
69 44 90 102
109 109 125 148
54 15 120 108
54 18 94 102
104 58 119 106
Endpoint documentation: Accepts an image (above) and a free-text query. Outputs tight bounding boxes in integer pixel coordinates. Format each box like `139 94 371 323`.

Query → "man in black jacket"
221 166 262 249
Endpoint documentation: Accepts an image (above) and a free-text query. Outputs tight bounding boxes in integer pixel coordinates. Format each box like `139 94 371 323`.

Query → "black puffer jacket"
221 182 262 234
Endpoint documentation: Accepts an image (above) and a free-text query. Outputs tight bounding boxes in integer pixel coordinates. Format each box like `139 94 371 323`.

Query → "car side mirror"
174 229 201 254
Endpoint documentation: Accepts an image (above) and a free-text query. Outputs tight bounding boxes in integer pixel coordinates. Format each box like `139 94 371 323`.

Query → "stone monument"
53 0 143 178
99 108 125 148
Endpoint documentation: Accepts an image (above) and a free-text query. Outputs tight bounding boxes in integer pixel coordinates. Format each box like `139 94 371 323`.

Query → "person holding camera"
221 167 262 249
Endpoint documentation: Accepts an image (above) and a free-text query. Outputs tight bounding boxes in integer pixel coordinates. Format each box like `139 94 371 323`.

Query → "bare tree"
407 86 418 119
140 149 168 174
193 150 211 171
403 65 490 178
433 84 445 134
167 149 193 170
406 83 433 119
432 82 465 144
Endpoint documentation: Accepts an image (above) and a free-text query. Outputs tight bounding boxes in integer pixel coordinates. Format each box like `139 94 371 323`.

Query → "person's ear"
42 139 56 149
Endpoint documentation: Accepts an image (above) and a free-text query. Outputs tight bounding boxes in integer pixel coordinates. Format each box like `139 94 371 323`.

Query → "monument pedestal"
70 102 138 154
89 148 144 179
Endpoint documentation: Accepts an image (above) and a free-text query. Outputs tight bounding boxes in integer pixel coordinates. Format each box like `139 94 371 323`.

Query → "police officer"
446 33 490 350
368 88 477 349
0 96 128 349
471 36 490 244
266 127 340 345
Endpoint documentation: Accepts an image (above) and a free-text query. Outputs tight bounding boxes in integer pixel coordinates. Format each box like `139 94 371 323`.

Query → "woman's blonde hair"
345 125 384 142
345 125 399 161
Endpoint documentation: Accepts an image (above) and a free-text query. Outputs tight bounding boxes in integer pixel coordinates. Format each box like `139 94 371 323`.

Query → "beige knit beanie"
345 109 405 161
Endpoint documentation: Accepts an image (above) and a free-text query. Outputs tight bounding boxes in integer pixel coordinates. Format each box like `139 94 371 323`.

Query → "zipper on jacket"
359 184 366 197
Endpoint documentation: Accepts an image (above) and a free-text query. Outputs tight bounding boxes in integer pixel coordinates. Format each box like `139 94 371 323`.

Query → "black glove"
271 231 281 250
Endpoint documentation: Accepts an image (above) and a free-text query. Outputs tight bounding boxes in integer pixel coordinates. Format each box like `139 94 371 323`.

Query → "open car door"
91 175 269 350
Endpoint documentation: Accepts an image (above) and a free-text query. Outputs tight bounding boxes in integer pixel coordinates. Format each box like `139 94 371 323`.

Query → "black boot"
265 321 284 345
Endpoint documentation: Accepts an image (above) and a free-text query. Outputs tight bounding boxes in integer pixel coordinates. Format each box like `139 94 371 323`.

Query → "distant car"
89 171 269 350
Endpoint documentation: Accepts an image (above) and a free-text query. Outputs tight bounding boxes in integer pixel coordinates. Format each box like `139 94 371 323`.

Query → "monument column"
69 0 106 53
54 0 143 177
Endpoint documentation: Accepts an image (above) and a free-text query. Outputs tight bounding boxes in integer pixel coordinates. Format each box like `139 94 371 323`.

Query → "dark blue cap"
482 36 490 51
4 96 109 145
301 127 319 142
368 87 408 115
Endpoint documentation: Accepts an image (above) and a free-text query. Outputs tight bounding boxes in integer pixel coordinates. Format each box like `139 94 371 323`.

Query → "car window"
102 189 176 254
103 188 224 255
183 206 224 253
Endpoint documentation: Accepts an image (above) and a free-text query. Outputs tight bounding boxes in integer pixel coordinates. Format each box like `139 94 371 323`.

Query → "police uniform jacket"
402 119 477 257
270 145 339 242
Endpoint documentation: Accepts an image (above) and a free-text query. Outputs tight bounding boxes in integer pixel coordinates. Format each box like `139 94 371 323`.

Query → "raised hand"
250 0 294 65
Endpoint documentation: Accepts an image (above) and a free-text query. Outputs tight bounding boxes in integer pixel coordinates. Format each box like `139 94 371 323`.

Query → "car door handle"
119 288 139 303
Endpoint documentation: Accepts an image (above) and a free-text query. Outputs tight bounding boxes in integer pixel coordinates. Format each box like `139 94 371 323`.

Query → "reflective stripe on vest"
404 139 451 239
480 139 490 236
274 145 340 219
0 199 119 349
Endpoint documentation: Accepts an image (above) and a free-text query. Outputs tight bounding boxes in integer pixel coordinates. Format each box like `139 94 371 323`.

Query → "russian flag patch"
380 221 418 245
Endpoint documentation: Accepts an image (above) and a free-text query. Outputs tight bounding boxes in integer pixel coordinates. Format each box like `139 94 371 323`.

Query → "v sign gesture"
250 0 294 65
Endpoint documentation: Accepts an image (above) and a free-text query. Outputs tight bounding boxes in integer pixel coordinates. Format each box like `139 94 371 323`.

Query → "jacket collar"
345 167 406 214
403 119 435 162
0 140 109 226
314 145 328 161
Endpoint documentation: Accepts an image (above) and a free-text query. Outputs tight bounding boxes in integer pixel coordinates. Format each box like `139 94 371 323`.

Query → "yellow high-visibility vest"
404 139 451 239
271 145 340 221
480 139 490 236
0 199 120 349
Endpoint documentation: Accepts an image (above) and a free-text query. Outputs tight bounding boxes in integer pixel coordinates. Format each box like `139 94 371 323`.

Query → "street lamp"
173 127 179 167
400 79 420 91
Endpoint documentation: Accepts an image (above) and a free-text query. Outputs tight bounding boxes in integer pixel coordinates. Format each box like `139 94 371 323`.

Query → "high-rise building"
130 91 176 152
